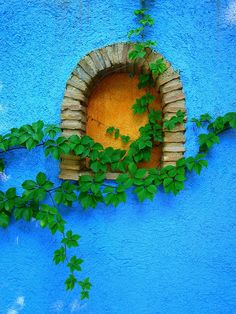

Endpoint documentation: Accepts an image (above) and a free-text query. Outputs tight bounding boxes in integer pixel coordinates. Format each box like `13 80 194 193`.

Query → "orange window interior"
86 73 162 168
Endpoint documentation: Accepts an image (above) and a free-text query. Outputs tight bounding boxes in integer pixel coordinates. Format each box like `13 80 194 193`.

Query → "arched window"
60 42 186 180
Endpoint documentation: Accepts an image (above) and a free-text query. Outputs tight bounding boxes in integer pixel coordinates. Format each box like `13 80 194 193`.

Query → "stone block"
89 51 106 72
62 98 87 111
61 120 86 131
67 74 88 92
164 124 186 132
164 112 187 121
160 79 182 94
162 161 177 167
60 159 82 171
111 44 122 65
163 143 185 152
79 55 98 77
99 48 112 68
120 43 131 65
163 100 186 113
73 66 92 85
156 67 180 89
61 109 86 122
116 43 126 64
162 152 183 162
164 132 185 143
61 154 80 160
104 45 116 65
59 170 79 181
162 90 185 105
65 86 87 102
62 129 85 137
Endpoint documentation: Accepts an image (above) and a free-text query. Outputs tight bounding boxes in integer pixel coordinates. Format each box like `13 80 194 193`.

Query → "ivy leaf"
134 8 147 16
61 230 80 248
138 74 154 89
149 58 167 75
81 290 89 300
135 169 146 179
140 14 155 26
0 212 10 228
65 274 77 291
128 163 137 176
163 111 185 130
22 180 36 190
106 126 115 135
0 158 5 172
78 277 92 291
127 26 144 39
163 178 173 188
53 247 66 265
132 92 155 115
134 186 150 202
44 124 61 139
36 172 46 186
225 112 236 128
120 135 130 144
114 128 120 139
198 132 220 152
67 256 84 272
191 118 201 128
146 185 157 194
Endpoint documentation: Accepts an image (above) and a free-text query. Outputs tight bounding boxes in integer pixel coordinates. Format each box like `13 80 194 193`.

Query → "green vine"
106 126 131 144
0 0 235 301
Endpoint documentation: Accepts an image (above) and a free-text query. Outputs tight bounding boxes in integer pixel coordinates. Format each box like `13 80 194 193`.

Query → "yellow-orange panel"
86 73 162 168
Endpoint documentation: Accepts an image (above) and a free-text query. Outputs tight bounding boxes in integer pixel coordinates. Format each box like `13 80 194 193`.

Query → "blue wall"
0 0 236 313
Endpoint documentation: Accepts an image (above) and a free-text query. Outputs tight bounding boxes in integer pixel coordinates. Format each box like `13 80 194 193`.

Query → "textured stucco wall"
0 0 236 313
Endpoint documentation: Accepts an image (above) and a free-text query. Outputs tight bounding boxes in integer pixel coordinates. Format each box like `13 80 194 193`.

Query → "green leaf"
78 277 92 290
106 126 115 135
135 186 148 202
0 212 10 228
135 169 146 179
4 200 14 212
81 290 89 300
147 185 157 194
23 207 33 221
0 158 5 172
6 187 16 199
65 274 77 291
134 8 147 15
128 163 137 176
36 172 46 186
120 135 130 144
199 159 208 168
26 138 36 150
175 175 186 182
53 247 66 264
163 178 173 187
61 230 80 248
103 186 115 193
193 163 202 175
22 180 36 190
114 129 120 139
67 256 84 272
149 58 167 75
54 191 64 205
34 188 46 202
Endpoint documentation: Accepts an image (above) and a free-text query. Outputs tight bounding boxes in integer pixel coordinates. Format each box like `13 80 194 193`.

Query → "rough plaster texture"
0 0 236 313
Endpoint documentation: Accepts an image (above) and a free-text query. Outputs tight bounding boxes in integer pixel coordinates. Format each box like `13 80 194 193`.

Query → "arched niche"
60 42 186 180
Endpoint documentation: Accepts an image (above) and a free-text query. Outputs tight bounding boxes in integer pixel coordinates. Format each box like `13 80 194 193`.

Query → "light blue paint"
0 0 236 313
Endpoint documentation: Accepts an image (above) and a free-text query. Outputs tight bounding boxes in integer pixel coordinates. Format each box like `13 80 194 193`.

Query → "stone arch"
60 42 186 180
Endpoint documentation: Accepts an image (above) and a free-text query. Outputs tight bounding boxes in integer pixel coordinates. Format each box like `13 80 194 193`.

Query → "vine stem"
48 190 70 264
0 143 44 154
141 0 145 40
